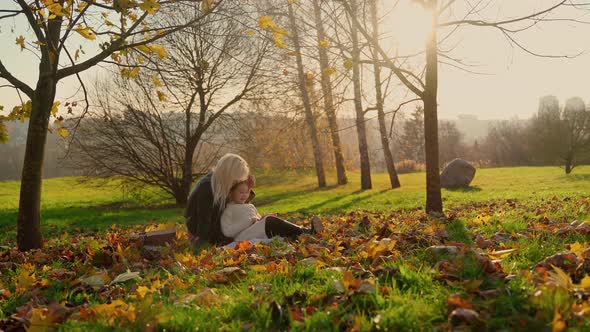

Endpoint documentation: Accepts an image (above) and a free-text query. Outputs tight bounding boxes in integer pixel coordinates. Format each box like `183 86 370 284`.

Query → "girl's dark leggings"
264 216 311 239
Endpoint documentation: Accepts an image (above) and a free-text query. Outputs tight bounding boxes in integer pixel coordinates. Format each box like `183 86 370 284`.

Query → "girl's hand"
247 175 256 189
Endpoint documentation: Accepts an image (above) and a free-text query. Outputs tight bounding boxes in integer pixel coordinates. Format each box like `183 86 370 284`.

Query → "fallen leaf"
110 270 141 285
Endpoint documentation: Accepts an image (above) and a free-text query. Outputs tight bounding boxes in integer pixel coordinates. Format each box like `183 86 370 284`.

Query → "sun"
382 0 433 52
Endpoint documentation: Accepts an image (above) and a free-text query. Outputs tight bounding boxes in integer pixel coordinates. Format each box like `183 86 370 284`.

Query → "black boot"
265 216 311 239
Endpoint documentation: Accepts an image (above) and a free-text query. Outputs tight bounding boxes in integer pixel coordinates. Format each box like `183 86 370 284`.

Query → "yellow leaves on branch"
15 36 25 51
318 40 329 48
138 0 160 15
57 128 69 138
156 90 167 102
202 0 216 14
151 75 163 87
258 16 289 49
323 67 336 76
343 58 354 70
121 67 140 79
73 25 96 40
42 0 71 18
148 45 167 59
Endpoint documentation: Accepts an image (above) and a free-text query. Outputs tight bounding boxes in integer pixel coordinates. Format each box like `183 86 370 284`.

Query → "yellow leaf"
16 36 25 51
91 300 136 326
73 25 96 40
273 32 287 49
42 0 70 17
258 16 273 30
250 265 267 272
323 67 336 76
57 127 69 138
26 307 53 331
343 58 354 70
202 0 215 13
552 307 567 332
576 275 590 289
77 2 88 12
319 40 329 48
149 45 167 59
138 0 160 14
157 90 167 102
569 241 587 258
341 271 361 293
145 221 175 232
121 67 140 79
245 29 256 36
136 45 151 54
151 75 163 87
51 101 60 116
136 285 151 299
471 214 491 225
15 265 37 289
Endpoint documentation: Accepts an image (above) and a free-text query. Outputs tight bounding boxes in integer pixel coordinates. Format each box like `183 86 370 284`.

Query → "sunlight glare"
385 0 433 52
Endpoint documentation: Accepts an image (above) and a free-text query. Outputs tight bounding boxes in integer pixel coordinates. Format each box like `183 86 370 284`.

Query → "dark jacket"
184 172 254 245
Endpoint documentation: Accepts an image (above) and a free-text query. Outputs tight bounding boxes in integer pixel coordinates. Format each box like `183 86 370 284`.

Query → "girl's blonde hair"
211 153 250 209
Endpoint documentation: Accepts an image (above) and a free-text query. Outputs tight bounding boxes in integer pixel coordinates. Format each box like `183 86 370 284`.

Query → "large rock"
440 158 476 189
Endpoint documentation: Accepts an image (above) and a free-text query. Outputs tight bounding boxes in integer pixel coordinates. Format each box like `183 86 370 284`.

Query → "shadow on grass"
293 189 391 215
0 206 182 237
444 185 482 192
562 173 590 182
254 186 324 207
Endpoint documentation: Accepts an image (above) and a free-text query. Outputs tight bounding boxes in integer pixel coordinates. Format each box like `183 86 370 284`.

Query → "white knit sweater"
220 203 268 241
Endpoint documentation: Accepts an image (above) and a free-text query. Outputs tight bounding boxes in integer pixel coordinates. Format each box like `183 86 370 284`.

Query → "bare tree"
529 96 590 173
312 0 348 185
348 0 372 190
69 2 270 205
287 0 327 188
0 0 222 250
342 0 583 213
369 0 400 189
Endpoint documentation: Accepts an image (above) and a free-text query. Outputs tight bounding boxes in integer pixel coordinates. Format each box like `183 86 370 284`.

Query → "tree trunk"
288 1 326 188
370 0 400 189
17 79 56 250
565 156 572 174
312 0 347 185
423 0 443 213
179 144 195 206
350 0 372 190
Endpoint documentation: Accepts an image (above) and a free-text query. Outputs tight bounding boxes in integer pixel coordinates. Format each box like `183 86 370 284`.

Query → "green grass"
1 166 588 236
1 166 590 330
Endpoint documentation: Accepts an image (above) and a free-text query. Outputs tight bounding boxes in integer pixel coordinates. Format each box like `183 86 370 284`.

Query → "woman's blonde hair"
211 153 250 209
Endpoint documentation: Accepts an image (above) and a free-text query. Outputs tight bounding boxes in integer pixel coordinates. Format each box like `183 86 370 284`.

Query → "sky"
1 0 590 121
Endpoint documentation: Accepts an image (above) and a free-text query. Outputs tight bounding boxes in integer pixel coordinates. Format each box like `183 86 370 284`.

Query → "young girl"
221 181 322 242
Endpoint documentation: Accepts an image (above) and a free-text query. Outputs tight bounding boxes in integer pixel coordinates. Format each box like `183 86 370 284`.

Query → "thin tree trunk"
423 0 443 213
350 0 372 190
370 0 400 189
565 156 572 174
288 1 326 188
17 79 56 250
312 0 347 185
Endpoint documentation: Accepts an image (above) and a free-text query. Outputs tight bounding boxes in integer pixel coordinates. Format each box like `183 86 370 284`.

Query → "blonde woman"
185 153 322 245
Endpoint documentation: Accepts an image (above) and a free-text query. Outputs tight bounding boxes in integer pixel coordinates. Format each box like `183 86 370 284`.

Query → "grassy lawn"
0 166 590 330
